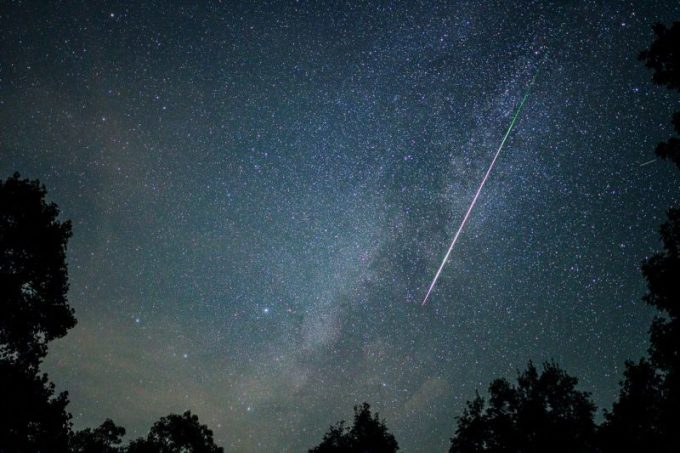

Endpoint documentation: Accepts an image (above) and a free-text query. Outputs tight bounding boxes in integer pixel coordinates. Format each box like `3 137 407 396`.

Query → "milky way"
422 67 538 306
1 2 680 451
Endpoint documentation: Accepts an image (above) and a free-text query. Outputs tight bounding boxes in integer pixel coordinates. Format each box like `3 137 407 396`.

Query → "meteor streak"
421 73 539 306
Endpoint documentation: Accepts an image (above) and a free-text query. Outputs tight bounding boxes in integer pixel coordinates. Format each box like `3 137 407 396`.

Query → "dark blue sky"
2 1 679 451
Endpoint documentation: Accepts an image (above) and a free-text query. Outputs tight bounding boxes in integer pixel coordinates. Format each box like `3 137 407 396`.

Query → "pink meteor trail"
421 82 535 306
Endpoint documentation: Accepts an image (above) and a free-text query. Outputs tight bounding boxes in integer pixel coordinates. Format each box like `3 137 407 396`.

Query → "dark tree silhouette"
449 362 596 453
0 358 72 452
127 411 223 453
600 208 680 453
0 173 75 452
0 173 227 452
70 419 126 453
309 402 399 453
639 22 680 169
653 112 680 169
643 211 680 452
642 208 680 374
639 22 680 92
0 172 76 369
309 421 353 452
600 22 680 453
599 359 663 452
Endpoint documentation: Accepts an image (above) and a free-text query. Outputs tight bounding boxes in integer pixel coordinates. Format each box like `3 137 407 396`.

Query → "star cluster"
1 1 679 451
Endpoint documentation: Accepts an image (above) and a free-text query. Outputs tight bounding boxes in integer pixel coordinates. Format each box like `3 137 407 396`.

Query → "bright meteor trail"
421 72 539 306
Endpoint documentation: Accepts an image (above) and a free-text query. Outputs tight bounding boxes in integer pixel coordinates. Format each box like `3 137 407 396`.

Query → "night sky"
2 1 680 451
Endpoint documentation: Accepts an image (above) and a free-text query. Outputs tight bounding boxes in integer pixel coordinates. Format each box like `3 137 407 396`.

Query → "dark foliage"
639 22 680 92
309 403 399 453
127 411 223 453
310 421 353 452
605 207 680 453
599 359 663 452
600 22 680 453
0 172 76 369
0 172 226 452
642 208 680 371
654 112 680 169
0 357 72 452
449 362 596 453
0 173 76 451
639 22 680 169
70 419 126 453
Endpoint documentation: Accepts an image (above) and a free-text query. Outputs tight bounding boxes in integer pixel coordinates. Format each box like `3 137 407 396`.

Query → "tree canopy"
309 402 399 453
642 208 680 373
127 411 224 453
448 362 596 453
0 173 76 452
639 22 680 168
0 172 76 369
596 20 680 453
0 357 72 452
69 419 126 453
639 22 680 92
598 359 663 452
0 173 224 452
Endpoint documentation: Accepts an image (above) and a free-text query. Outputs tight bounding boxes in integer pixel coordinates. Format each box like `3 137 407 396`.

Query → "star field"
1 1 680 451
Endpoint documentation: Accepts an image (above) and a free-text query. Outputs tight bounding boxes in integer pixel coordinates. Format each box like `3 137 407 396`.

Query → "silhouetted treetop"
640 22 680 169
641 207 680 439
639 24 680 374
643 208 680 316
0 172 76 368
0 173 75 452
310 421 353 452
0 357 72 452
639 22 680 91
654 112 680 169
310 402 399 453
599 359 663 452
449 361 596 453
70 418 126 453
127 411 223 453
0 172 228 452
599 21 680 453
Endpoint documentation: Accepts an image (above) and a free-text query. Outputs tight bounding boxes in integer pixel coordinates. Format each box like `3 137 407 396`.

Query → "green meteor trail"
421 73 539 306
